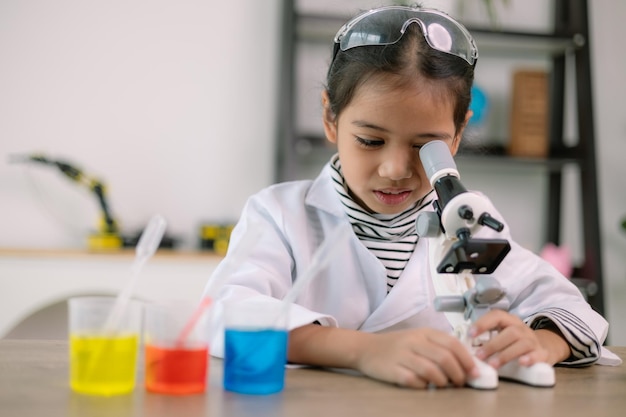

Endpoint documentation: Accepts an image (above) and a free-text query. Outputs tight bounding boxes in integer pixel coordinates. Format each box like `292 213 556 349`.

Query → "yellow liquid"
70 334 139 396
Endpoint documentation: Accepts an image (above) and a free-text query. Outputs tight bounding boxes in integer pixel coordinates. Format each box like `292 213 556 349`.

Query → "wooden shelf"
0 247 223 262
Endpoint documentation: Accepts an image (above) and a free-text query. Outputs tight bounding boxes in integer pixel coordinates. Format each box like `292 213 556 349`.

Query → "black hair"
325 16 475 136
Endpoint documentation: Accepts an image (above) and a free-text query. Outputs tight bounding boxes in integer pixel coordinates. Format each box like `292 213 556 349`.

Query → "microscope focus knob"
416 212 441 238
458 205 474 220
473 276 506 305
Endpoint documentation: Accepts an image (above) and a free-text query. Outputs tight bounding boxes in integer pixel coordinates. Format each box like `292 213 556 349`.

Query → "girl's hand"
354 328 479 389
469 310 570 368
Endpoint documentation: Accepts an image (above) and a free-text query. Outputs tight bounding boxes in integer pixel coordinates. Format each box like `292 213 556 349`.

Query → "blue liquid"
224 328 288 395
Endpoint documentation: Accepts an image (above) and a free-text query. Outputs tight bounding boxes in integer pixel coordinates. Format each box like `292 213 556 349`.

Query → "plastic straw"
84 214 166 384
174 297 213 348
275 226 351 326
103 214 167 334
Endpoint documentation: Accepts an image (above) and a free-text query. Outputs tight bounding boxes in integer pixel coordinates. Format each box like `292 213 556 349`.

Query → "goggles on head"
332 5 478 68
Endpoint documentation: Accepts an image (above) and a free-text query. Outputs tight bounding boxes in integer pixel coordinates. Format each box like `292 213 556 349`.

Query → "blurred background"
1 0 625 343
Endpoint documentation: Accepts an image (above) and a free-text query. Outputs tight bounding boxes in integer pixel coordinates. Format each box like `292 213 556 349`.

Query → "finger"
426 349 465 386
500 327 538 365
396 358 447 388
470 310 518 338
429 331 477 371
421 335 477 385
517 349 547 366
477 327 533 367
401 353 452 387
395 366 429 389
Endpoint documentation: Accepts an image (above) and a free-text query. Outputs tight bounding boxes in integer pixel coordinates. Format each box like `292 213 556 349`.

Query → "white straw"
276 227 351 326
103 214 167 334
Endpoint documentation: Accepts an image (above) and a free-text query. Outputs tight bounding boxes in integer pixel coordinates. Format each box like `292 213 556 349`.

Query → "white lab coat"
205 162 609 364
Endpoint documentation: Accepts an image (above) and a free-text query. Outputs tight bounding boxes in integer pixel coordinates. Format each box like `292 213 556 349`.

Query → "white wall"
0 0 281 250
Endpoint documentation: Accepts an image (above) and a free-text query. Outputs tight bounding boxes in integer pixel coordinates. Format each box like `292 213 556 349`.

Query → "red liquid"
145 344 209 395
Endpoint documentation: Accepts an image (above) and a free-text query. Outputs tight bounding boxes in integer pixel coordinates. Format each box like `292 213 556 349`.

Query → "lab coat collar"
304 161 346 218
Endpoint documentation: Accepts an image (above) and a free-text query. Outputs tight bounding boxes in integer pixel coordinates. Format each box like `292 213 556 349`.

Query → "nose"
378 149 413 181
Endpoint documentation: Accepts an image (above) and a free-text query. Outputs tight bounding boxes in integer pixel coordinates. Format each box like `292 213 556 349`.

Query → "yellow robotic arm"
14 154 123 250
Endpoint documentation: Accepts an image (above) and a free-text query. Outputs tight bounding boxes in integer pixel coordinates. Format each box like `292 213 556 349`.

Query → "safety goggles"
332 5 478 67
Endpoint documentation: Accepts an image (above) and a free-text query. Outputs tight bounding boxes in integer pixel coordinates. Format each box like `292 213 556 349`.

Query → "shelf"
292 133 580 171
0 247 223 262
456 153 577 172
472 29 584 55
295 12 584 56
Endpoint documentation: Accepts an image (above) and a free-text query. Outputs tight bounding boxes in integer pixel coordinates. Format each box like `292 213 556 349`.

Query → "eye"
355 137 384 148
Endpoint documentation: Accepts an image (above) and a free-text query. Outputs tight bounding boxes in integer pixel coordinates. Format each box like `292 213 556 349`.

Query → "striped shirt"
526 307 601 365
330 154 434 292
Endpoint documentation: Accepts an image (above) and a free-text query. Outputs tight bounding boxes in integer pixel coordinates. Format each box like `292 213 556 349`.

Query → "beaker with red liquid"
145 343 208 394
144 301 210 395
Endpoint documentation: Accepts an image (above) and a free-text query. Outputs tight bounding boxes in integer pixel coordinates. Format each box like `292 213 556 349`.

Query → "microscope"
416 140 555 389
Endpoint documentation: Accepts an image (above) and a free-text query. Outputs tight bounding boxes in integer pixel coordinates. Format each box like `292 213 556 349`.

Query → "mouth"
373 189 412 206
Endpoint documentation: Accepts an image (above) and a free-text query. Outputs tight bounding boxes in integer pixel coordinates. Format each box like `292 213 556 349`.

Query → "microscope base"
466 353 555 389
467 357 499 390
497 361 555 387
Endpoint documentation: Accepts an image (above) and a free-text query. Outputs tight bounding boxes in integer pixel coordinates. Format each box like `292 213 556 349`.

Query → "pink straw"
175 297 213 348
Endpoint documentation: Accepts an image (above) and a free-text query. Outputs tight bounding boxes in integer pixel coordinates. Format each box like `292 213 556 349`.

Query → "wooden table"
0 340 624 417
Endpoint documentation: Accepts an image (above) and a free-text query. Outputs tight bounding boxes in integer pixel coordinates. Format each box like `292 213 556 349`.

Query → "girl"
205 5 609 389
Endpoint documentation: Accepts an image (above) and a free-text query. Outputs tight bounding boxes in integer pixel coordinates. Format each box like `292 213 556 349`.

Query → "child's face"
323 76 467 214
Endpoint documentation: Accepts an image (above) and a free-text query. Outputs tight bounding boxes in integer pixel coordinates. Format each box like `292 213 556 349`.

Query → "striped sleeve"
524 307 601 366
